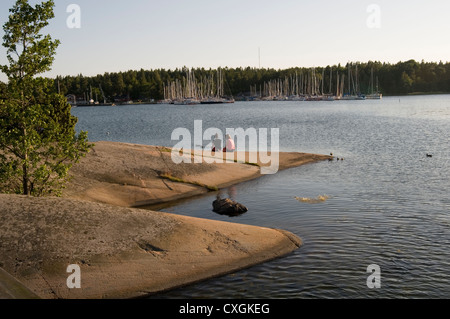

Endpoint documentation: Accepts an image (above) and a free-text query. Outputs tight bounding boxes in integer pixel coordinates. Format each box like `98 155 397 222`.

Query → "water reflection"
227 186 237 201
212 187 248 217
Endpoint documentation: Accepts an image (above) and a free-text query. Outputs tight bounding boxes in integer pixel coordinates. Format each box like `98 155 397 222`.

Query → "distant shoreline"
388 91 450 96
68 92 450 107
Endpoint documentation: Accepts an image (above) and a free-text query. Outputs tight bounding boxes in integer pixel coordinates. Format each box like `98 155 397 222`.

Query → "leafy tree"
0 0 92 196
401 71 414 92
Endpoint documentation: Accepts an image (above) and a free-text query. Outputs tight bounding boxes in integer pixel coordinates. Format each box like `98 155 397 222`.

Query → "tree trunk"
22 162 29 195
22 124 29 196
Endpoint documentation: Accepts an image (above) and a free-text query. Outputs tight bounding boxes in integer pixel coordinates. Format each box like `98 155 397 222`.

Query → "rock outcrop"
213 197 248 216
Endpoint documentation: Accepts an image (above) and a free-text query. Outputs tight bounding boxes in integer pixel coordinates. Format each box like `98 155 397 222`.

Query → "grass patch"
158 147 172 153
245 161 260 167
160 173 219 192
233 159 261 167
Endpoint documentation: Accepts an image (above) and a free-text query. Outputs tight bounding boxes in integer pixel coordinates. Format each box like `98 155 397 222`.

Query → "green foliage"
1 0 59 83
0 0 91 196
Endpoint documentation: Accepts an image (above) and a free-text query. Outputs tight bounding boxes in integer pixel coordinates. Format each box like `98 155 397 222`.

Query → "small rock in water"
213 198 248 217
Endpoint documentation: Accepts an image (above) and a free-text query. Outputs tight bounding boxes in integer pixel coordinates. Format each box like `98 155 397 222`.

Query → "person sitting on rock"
223 134 235 152
212 133 222 153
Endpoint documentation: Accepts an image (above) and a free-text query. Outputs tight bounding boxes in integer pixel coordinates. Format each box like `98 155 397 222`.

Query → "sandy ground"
0 142 331 299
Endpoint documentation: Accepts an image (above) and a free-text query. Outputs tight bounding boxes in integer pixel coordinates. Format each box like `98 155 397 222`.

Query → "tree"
0 0 92 196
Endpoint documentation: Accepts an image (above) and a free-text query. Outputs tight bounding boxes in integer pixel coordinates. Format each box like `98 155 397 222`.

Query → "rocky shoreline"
0 142 331 299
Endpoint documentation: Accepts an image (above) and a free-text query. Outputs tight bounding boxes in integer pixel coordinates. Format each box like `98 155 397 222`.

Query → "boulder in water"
213 198 248 216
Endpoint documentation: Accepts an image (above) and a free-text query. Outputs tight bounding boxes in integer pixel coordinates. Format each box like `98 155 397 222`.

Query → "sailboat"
200 68 234 104
341 63 366 100
182 69 201 105
366 68 383 99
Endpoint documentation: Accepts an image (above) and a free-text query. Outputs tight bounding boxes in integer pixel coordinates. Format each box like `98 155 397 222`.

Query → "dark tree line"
11 60 450 102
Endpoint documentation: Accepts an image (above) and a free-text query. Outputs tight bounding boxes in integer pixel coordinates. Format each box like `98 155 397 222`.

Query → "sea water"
73 95 450 298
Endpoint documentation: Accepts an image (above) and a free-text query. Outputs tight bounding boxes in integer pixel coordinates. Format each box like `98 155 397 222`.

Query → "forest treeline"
7 59 450 102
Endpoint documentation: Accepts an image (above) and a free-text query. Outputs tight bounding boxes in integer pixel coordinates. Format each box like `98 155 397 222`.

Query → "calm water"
73 95 450 298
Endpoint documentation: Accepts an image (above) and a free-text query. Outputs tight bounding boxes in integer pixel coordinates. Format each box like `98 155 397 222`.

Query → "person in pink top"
223 134 235 152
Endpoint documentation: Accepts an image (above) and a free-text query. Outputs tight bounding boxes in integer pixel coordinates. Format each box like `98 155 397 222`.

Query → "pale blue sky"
1 0 450 81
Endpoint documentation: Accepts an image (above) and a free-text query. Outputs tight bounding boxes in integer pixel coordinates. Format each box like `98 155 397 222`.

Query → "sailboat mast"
336 71 339 97
321 69 324 96
329 68 332 95
348 64 351 95
371 67 374 94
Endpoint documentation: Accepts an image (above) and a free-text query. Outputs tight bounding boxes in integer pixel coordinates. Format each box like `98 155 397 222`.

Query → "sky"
1 0 450 81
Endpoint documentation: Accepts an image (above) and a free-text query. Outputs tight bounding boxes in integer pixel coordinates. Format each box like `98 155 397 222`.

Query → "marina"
158 63 381 105
162 68 235 105
246 63 378 102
